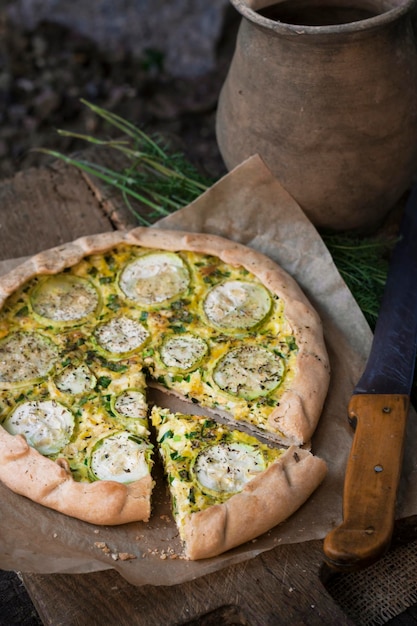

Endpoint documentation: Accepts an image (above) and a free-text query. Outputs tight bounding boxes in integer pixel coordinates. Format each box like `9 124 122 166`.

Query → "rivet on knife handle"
323 393 409 570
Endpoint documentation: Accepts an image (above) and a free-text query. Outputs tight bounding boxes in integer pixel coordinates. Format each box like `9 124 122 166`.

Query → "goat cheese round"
193 442 265 493
114 390 147 419
90 431 150 483
94 316 149 354
160 334 208 370
4 400 75 455
54 363 97 395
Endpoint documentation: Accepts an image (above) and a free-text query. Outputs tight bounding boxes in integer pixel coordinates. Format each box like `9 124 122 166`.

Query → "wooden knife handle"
323 393 409 571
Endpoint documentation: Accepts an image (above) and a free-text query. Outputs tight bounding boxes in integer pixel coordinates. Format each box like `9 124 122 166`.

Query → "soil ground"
0 8 237 183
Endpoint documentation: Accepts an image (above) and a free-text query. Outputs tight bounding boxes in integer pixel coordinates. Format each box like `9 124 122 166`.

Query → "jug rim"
230 0 416 35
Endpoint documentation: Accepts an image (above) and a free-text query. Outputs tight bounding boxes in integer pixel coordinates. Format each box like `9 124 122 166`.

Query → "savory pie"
0 228 329 557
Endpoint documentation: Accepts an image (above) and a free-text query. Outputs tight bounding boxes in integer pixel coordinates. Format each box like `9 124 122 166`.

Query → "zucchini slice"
159 333 208 371
0 331 58 387
94 315 149 356
119 251 190 306
203 280 271 331
212 345 284 400
30 274 100 323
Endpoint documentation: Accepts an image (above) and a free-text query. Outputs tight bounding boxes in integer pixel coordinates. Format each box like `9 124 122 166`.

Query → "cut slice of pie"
151 406 327 560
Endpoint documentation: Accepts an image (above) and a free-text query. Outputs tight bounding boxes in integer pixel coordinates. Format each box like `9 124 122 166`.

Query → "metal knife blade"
323 186 417 571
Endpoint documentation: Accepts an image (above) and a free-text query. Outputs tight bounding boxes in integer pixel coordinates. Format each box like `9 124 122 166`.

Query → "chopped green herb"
159 429 174 443
170 451 185 461
172 325 187 334
107 294 121 312
106 362 128 373
15 305 29 318
285 337 298 351
263 397 278 407
97 356 128 372
96 376 112 389
104 255 116 270
185 431 199 439
128 434 145 444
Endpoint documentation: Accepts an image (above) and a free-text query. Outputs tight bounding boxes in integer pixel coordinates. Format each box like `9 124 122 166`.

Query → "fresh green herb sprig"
39 101 392 326
38 99 212 225
323 234 392 328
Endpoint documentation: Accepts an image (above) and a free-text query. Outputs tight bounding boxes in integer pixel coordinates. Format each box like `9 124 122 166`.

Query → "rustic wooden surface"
1 155 416 625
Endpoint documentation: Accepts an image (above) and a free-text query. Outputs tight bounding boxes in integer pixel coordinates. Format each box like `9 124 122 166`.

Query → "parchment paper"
1 154 417 586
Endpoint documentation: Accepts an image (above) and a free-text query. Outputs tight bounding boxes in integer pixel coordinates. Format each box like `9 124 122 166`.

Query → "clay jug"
216 0 417 231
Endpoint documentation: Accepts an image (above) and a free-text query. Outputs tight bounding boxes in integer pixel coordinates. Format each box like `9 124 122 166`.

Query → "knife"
323 186 417 571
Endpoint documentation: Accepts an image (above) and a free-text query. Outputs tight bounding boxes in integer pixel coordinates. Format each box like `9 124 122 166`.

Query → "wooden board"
0 162 113 260
22 542 353 626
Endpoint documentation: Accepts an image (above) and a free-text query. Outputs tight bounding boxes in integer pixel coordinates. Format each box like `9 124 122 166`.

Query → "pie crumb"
118 552 136 561
94 541 111 554
93 541 136 561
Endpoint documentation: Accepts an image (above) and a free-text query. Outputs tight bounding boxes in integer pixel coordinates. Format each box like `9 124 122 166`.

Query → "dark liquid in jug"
257 1 379 26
